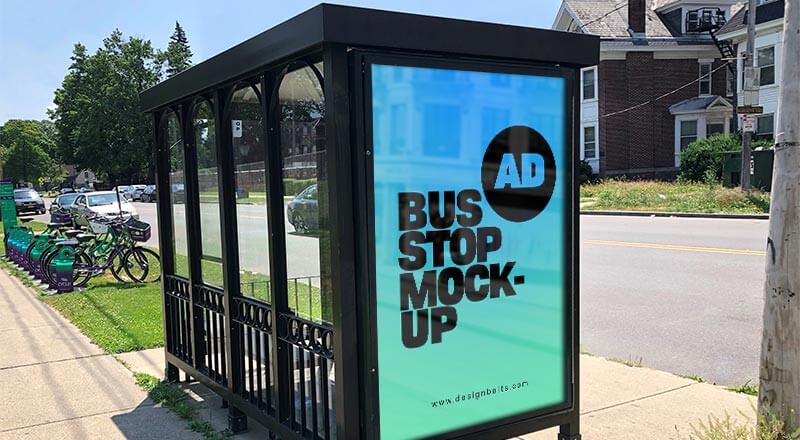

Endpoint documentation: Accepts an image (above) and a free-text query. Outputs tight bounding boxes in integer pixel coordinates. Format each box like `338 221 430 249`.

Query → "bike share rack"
141 5 597 439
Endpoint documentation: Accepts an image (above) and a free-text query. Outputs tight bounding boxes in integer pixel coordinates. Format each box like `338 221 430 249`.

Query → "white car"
69 191 140 227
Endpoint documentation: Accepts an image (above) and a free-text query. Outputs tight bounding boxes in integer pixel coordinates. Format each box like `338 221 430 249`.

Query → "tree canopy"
0 119 62 185
50 25 192 185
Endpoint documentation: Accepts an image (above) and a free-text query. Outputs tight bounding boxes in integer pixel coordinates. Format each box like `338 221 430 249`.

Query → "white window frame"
756 46 776 87
581 67 597 102
581 125 598 160
699 62 712 96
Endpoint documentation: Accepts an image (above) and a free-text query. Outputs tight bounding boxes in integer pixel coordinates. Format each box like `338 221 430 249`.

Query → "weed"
727 381 759 396
609 356 643 368
689 407 800 440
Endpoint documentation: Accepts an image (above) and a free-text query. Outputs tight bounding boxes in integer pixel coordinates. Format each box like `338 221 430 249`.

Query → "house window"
680 120 698 149
699 63 712 95
757 46 775 86
582 68 596 101
583 126 597 159
707 122 725 136
756 114 774 139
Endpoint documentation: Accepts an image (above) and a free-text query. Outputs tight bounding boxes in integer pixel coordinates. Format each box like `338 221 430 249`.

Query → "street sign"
0 180 17 234
369 61 574 440
737 105 764 115
742 115 756 132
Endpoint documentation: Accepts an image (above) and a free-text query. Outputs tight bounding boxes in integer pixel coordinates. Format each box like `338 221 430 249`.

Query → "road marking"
582 239 766 256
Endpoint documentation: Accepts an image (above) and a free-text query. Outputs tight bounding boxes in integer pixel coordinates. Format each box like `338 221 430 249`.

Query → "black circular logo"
481 126 556 222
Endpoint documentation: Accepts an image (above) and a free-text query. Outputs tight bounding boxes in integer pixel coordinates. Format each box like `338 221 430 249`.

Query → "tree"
50 30 163 185
759 0 800 431
163 21 192 78
0 120 59 185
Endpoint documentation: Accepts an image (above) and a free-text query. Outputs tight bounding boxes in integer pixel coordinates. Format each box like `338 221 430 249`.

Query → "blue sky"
0 0 562 124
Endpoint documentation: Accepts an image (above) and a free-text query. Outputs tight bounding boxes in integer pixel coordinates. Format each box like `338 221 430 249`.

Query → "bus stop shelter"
141 5 598 439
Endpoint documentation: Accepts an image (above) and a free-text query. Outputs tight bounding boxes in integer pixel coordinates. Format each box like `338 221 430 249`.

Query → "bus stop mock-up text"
397 189 527 348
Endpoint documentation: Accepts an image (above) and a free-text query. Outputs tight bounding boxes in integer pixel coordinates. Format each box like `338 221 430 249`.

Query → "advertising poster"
371 63 570 439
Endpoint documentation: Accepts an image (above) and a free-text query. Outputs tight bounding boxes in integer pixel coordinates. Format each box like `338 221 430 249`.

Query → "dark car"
286 184 318 233
14 188 46 215
140 185 157 202
171 183 185 203
50 193 79 223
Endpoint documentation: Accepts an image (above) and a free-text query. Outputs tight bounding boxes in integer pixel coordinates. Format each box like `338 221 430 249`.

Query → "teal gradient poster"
371 63 568 439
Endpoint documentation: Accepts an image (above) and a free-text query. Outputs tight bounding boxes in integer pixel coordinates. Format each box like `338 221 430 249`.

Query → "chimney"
628 0 646 36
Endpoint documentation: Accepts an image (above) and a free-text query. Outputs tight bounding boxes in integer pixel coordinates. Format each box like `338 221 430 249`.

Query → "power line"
600 62 731 119
577 2 628 31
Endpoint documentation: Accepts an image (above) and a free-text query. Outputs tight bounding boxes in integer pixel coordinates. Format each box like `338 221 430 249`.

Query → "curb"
580 210 769 220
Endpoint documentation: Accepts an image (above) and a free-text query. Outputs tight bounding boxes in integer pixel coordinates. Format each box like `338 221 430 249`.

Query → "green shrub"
579 160 594 184
283 178 316 196
680 134 741 182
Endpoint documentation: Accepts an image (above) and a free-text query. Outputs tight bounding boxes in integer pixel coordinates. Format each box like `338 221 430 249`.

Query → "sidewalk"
121 350 757 440
0 268 196 440
0 265 756 440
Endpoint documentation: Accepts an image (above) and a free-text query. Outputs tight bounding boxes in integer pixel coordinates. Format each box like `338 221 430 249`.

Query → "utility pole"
759 0 799 429
740 0 757 191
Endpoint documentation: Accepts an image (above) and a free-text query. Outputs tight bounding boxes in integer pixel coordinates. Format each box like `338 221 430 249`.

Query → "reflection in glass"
278 62 331 323
166 112 189 277
230 83 270 301
193 100 224 287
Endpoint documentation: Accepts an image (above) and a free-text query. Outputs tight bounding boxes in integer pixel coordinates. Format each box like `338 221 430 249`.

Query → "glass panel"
758 47 775 86
707 123 725 136
582 69 595 100
584 126 596 159
699 64 711 95
756 114 774 138
230 83 270 301
680 120 698 149
193 100 224 287
278 62 330 323
166 112 189 277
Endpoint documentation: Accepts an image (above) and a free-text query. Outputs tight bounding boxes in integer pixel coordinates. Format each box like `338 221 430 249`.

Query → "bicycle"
42 216 160 287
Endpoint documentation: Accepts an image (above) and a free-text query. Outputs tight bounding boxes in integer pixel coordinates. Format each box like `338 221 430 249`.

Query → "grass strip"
134 372 230 440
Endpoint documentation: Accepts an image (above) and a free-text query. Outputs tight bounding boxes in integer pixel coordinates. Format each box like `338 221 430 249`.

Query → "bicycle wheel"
110 251 133 283
71 250 94 288
123 247 161 283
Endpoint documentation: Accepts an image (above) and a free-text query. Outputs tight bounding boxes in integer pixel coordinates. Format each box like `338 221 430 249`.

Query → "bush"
679 134 741 182
579 160 594 184
283 178 316 196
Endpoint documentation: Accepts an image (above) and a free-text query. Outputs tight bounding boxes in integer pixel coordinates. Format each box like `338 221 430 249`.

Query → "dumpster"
722 149 774 191
140 5 597 439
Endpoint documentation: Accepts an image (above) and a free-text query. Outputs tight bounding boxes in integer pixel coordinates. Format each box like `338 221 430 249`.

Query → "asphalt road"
31 202 767 385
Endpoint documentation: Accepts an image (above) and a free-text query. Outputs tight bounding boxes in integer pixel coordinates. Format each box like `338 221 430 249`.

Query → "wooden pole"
758 0 800 428
741 0 757 191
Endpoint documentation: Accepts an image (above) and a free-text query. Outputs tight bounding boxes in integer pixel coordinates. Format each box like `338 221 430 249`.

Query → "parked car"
130 184 148 201
69 191 139 227
111 185 135 200
171 183 185 203
49 193 80 223
140 185 157 202
59 187 76 195
78 187 93 193
13 188 46 215
286 184 318 233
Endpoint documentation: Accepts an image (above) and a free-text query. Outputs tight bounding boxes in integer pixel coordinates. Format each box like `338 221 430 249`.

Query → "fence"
164 275 335 439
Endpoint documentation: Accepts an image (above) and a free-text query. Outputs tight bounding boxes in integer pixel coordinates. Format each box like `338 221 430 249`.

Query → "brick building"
553 0 743 177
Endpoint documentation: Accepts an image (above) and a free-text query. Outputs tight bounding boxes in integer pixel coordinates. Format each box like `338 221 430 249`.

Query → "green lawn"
44 275 163 353
580 180 770 214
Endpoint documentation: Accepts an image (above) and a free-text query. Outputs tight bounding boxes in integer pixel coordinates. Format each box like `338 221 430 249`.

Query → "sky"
0 0 562 124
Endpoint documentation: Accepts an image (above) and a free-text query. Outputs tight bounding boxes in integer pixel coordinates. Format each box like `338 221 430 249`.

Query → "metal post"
323 44 361 439
182 100 204 370
214 87 248 433
263 72 291 425
153 110 180 382
741 0 757 191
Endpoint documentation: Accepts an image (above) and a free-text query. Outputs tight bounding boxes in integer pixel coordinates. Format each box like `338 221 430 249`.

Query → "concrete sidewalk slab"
125 347 757 440
0 267 201 440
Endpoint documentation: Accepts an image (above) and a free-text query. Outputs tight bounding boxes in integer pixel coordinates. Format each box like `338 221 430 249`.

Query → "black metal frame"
144 5 597 440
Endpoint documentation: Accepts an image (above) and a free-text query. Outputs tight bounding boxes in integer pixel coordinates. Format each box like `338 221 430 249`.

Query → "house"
63 165 97 189
716 0 784 140
552 0 742 177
